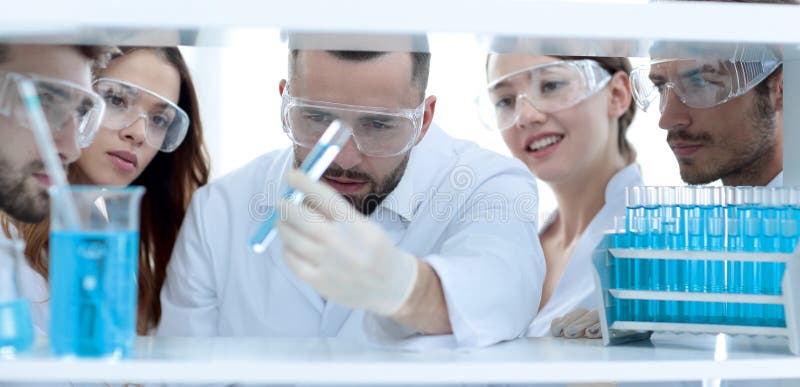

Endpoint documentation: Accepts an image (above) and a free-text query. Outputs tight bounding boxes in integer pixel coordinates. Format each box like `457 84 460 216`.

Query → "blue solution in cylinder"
630 215 650 321
726 198 743 324
706 216 725 324
662 201 682 322
685 207 706 323
49 230 139 358
0 299 35 354
740 191 763 325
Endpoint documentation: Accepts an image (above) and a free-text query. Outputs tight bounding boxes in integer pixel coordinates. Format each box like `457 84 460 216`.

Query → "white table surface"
0 333 798 384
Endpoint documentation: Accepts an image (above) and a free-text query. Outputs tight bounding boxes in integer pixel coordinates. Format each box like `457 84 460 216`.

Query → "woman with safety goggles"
483 54 641 338
8 47 210 335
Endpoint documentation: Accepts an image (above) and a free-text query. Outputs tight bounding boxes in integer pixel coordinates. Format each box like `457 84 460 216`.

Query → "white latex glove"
276 169 419 316
550 307 602 339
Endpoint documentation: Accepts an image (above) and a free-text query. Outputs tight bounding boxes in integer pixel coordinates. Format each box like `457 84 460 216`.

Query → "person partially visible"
159 41 545 348
483 54 641 338
3 47 210 335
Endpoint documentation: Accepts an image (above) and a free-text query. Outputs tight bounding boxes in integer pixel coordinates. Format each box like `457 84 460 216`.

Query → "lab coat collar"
371 124 450 223
605 163 642 205
540 163 642 233
767 170 784 188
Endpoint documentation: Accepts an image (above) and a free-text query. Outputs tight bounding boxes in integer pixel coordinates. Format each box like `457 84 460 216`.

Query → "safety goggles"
0 72 105 148
479 60 612 131
281 90 424 157
630 50 782 112
93 78 189 153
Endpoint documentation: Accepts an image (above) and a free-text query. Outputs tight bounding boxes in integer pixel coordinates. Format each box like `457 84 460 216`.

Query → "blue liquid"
645 206 663 321
249 142 343 253
685 207 706 323
0 299 34 354
706 212 725 324
49 230 138 358
627 207 648 321
740 206 763 324
726 209 743 324
612 231 631 322
662 205 682 321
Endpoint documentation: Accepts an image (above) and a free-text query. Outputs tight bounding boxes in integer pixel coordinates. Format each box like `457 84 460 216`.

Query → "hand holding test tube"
249 120 353 253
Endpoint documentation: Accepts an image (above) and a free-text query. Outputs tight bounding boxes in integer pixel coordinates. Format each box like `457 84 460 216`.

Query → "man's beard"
670 92 778 185
0 158 49 223
293 152 410 216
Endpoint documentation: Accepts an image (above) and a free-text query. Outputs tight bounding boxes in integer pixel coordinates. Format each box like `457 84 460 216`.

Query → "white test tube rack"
591 233 800 355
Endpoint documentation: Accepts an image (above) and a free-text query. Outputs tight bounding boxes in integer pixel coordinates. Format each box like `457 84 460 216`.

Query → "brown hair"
3 46 210 334
0 44 118 70
289 50 431 100
486 54 637 161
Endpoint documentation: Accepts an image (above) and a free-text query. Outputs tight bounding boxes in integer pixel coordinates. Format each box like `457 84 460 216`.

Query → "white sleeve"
367 171 545 348
157 187 220 337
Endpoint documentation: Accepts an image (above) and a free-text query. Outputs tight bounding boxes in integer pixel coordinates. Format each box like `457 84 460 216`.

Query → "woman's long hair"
2 47 210 334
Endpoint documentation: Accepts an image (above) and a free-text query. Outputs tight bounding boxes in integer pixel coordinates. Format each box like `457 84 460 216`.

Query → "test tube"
248 121 353 253
660 186 680 321
676 186 695 323
687 186 707 323
742 186 765 325
644 187 663 321
612 215 631 322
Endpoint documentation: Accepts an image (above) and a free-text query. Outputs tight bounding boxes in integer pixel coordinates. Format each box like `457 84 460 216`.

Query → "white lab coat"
158 124 546 348
527 163 643 337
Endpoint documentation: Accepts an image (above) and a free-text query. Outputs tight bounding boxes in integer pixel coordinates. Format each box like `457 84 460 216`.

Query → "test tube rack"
592 233 800 355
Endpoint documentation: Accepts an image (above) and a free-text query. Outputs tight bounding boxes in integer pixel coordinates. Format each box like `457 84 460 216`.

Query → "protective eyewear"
630 49 781 112
0 72 105 148
281 90 424 157
94 78 189 153
479 60 611 131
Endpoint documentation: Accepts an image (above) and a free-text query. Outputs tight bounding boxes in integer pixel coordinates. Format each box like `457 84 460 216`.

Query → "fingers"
563 310 600 339
585 321 602 339
550 307 589 337
278 197 329 242
285 169 352 220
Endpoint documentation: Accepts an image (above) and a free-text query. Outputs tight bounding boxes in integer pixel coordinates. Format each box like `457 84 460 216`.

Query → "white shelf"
2 1 800 51
0 335 798 384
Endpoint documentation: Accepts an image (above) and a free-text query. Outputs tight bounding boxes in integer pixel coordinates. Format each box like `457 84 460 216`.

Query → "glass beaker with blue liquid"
48 186 144 359
0 238 35 356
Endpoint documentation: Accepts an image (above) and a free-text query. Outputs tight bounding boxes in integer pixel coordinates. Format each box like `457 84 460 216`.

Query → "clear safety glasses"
630 50 782 112
0 72 105 148
479 60 612 131
93 78 189 153
281 90 425 157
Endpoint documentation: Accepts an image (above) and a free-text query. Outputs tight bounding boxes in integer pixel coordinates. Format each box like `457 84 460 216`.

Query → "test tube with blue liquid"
612 215 631 321
685 186 707 323
762 188 788 326
726 187 745 323
626 186 648 321
0 239 34 356
704 187 725 324
741 186 764 324
644 186 663 321
249 121 353 253
660 186 681 321
675 186 695 323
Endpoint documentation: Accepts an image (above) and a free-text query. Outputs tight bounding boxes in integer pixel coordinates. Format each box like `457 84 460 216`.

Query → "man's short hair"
289 49 431 100
0 44 118 70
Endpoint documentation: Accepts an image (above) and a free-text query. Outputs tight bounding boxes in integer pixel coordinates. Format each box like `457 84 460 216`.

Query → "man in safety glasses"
160 36 544 348
631 42 784 187
0 44 113 224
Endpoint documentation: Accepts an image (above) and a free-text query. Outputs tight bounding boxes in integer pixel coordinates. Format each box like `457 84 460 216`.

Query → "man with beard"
631 42 785 187
159 43 545 348
0 44 110 224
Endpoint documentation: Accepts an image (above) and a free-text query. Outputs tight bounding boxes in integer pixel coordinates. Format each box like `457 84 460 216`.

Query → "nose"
514 95 547 129
118 114 147 146
658 88 691 131
331 137 363 170
53 117 81 164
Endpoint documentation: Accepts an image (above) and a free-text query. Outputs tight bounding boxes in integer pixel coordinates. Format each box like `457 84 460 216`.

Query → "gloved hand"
276 169 419 316
550 307 602 339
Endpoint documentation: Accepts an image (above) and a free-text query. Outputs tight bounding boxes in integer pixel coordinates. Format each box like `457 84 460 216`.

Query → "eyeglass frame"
482 59 612 131
280 89 426 157
0 71 106 148
92 77 190 153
